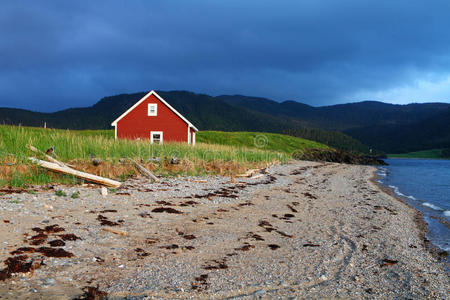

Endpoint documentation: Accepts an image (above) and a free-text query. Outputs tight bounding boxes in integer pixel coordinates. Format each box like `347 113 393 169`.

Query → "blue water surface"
378 158 450 251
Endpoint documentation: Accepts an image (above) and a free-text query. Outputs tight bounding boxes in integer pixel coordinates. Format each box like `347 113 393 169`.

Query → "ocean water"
377 158 450 251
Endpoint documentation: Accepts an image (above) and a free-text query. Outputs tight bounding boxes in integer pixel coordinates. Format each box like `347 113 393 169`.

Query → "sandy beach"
0 161 448 299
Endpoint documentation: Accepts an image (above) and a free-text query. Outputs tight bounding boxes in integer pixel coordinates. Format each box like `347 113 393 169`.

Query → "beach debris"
192 274 209 291
276 230 293 238
248 233 265 241
138 212 152 218
0 255 44 281
160 244 179 250
0 188 34 194
291 167 308 175
129 158 160 182
303 192 317 199
135 248 150 258
28 157 121 188
36 247 74 258
147 157 161 163
235 244 255 251
2 225 80 283
92 158 102 166
33 224 65 234
94 257 105 263
380 259 398 267
98 209 118 213
170 157 180 164
179 200 198 207
152 207 183 214
48 240 65 247
103 227 128 236
438 251 448 257
268 244 280 250
97 215 122 226
203 259 228 270
116 192 131 195
183 234 196 240
145 238 159 245
186 179 208 183
191 186 240 199
101 187 108 197
303 242 320 247
58 233 81 241
250 174 264 180
258 220 293 238
236 168 260 178
73 286 108 300
287 204 298 213
258 220 275 232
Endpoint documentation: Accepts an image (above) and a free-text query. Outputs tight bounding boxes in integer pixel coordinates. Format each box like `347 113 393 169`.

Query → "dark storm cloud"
1 0 450 111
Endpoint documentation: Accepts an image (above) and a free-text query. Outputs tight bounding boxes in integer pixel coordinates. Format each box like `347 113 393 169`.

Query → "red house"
111 90 198 144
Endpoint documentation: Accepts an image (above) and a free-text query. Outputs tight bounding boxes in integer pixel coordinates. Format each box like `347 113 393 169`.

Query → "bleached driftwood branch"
28 157 121 188
129 158 160 182
27 145 74 168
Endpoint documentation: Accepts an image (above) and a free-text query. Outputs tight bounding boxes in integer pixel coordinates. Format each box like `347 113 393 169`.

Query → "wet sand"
0 161 448 299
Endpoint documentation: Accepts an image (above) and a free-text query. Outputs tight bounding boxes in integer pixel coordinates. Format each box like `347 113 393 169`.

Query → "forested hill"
218 95 450 131
218 95 450 153
1 90 449 154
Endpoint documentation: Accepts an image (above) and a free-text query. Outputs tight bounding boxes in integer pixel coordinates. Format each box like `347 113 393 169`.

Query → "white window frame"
148 103 157 116
150 131 163 144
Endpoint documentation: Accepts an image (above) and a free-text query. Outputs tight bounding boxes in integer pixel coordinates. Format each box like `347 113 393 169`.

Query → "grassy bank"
0 125 329 187
388 148 450 159
197 131 329 153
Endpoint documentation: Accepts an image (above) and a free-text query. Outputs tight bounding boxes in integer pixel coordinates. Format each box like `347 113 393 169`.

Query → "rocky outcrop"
293 149 387 165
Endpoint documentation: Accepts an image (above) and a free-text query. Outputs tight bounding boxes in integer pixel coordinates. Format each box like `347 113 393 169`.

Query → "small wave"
422 202 443 211
389 185 406 197
444 211 450 217
387 185 421 201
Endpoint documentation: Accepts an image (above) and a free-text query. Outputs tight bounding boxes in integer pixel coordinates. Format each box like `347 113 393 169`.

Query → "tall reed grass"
1 125 308 187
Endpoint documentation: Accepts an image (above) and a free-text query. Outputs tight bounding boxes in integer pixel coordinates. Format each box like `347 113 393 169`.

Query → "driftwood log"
235 168 260 178
27 145 74 168
103 227 128 236
28 157 121 188
129 158 160 182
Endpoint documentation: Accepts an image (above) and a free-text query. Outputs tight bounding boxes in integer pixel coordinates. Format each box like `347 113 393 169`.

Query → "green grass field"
197 131 329 153
388 148 450 159
0 125 330 187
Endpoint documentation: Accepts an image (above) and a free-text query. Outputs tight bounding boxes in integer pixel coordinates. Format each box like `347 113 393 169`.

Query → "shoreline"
370 170 449 265
0 161 449 298
387 156 450 161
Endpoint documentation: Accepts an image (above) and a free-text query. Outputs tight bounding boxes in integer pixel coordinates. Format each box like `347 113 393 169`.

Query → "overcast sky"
1 0 450 112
